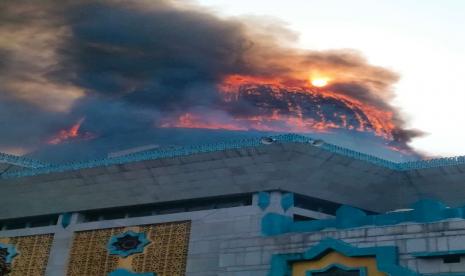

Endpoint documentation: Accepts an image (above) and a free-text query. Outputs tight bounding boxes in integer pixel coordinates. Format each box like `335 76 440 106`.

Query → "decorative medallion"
107 231 150 258
0 243 18 264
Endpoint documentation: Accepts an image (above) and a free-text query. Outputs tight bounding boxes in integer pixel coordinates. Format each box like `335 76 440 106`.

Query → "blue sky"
198 0 465 156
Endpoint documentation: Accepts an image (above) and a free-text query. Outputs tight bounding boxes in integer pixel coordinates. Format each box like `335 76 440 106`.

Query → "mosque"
1 133 465 276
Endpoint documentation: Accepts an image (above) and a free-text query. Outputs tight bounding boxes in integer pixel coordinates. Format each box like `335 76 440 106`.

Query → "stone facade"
0 191 465 275
2 137 465 275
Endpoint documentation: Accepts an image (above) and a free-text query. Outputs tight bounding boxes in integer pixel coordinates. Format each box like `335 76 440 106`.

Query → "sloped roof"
1 134 465 179
1 133 465 220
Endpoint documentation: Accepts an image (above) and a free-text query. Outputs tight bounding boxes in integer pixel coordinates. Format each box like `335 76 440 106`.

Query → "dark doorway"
313 266 361 276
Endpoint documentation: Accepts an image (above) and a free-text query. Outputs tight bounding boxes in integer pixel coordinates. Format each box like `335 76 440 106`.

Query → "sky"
197 0 465 157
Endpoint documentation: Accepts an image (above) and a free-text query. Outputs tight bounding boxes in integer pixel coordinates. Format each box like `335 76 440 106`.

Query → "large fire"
161 74 397 140
47 118 96 145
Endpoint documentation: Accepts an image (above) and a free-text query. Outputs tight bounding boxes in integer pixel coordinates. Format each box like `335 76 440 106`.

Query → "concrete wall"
1 191 465 275
217 219 465 275
0 193 267 276
403 164 465 208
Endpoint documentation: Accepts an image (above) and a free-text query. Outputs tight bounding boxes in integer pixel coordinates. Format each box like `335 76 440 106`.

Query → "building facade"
1 134 465 276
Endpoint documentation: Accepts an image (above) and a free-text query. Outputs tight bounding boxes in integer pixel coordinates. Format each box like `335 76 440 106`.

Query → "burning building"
1 134 465 275
1 1 465 276
0 0 420 158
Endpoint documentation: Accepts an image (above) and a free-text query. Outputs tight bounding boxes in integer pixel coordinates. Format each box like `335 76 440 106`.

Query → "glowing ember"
47 118 96 145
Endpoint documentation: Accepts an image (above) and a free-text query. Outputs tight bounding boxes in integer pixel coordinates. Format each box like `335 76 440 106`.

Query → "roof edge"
1 133 465 179
0 152 49 169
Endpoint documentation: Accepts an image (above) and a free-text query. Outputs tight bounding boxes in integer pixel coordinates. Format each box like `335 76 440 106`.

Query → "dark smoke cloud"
70 96 160 135
0 0 419 156
0 49 10 73
57 1 253 110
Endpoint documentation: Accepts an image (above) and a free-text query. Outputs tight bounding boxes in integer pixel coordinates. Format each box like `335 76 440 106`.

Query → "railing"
1 133 465 178
398 156 465 170
320 142 399 170
0 152 48 169
1 135 269 178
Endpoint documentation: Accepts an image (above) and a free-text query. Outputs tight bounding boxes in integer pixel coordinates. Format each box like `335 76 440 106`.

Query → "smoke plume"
0 0 420 156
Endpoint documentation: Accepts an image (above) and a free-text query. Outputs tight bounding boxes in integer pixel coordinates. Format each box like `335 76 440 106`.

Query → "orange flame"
161 111 338 133
162 74 397 140
160 113 248 131
47 117 96 145
386 145 414 155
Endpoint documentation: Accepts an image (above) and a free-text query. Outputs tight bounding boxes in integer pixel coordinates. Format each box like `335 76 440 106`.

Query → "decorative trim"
107 231 151 258
305 263 367 276
0 152 48 169
61 213 72 228
108 268 155 276
281 193 294 212
269 238 419 276
429 274 465 276
4 133 465 178
412 250 465 258
258 192 271 210
262 199 465 236
0 243 18 264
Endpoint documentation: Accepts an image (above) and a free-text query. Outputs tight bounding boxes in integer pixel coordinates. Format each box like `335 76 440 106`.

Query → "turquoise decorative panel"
108 268 154 276
269 238 418 276
281 193 294 212
61 213 72 228
412 250 465 258
258 192 271 210
262 199 465 236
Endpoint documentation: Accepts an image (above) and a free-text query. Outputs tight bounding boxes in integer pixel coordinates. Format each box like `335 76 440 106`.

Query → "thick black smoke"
0 0 419 156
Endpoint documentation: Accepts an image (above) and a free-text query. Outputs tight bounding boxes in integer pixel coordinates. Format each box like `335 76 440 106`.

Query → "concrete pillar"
45 213 78 276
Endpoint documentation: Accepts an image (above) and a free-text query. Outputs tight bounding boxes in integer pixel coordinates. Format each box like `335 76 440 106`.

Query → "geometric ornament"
258 192 270 210
107 231 151 258
270 238 419 276
0 243 18 264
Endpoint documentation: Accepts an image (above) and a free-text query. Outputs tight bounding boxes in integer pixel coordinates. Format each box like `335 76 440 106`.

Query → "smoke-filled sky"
198 0 465 157
0 0 461 158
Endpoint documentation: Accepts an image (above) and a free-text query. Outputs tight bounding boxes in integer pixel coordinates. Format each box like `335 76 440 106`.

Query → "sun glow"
311 78 329 87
